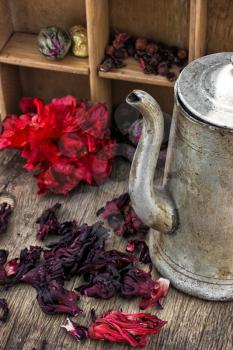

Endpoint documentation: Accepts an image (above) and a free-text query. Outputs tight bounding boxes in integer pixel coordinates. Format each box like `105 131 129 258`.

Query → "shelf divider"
86 0 112 110
189 0 207 61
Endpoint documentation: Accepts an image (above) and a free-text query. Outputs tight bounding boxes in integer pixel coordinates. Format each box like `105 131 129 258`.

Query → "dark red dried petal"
5 246 42 288
36 280 81 316
97 193 149 236
88 310 166 348
61 318 88 341
126 239 152 265
0 202 12 235
0 298 9 322
76 265 121 299
121 268 170 310
36 203 61 241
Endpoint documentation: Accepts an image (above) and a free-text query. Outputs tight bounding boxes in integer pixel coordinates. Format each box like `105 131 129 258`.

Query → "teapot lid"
177 52 233 129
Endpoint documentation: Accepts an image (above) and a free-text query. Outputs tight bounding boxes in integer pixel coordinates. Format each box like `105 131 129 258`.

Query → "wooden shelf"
0 32 89 75
99 57 178 87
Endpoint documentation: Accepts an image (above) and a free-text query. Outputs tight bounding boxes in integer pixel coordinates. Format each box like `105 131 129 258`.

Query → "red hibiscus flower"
0 96 115 194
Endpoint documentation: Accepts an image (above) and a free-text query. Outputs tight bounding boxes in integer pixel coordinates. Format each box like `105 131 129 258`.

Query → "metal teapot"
126 53 233 301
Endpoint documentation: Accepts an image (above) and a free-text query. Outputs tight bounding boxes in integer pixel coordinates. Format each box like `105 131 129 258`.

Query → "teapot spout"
126 90 178 233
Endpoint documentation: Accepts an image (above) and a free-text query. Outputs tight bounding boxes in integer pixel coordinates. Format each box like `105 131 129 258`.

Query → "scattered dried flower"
0 298 9 322
36 280 81 316
97 193 149 236
61 318 88 341
36 203 61 241
88 310 166 348
126 239 152 265
0 202 12 235
0 249 8 285
121 268 170 310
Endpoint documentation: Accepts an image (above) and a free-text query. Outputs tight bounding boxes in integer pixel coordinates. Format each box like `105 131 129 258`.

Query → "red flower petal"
19 97 37 114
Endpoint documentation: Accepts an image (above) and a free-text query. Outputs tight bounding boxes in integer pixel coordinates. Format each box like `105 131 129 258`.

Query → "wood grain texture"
86 0 112 109
0 33 89 75
0 154 232 350
19 67 90 105
109 0 190 48
0 0 13 51
207 0 233 53
0 64 22 117
8 0 86 33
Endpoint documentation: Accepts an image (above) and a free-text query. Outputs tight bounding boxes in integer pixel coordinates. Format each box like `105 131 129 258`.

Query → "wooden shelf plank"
98 58 177 87
0 32 89 75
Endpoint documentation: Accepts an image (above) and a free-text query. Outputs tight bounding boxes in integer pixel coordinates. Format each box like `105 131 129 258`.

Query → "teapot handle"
126 90 178 233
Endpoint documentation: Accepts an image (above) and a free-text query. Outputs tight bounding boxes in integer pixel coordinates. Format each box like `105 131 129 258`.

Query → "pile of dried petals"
99 32 188 82
62 310 166 348
0 96 115 195
0 201 169 347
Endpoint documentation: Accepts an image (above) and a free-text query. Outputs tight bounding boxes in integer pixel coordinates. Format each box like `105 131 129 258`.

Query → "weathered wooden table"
0 151 232 350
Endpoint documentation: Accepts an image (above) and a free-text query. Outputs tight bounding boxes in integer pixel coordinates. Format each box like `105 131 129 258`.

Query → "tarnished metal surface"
127 88 233 301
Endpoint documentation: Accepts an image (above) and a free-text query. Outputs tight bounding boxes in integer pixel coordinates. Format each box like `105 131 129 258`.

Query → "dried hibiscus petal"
76 265 121 299
36 280 81 316
36 203 61 241
0 298 9 322
121 268 170 310
126 239 152 265
5 246 42 288
0 202 12 235
89 310 166 348
61 318 88 341
97 193 149 236
78 248 136 275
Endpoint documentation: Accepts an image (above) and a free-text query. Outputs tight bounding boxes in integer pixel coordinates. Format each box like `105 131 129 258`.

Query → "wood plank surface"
0 33 89 75
0 152 232 350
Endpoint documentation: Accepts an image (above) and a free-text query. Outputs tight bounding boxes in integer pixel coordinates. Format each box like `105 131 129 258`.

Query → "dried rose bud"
105 45 115 56
177 48 187 60
113 32 130 50
36 203 61 241
0 298 9 322
5 258 19 277
135 37 147 51
146 43 158 55
61 318 88 341
126 239 152 265
88 310 166 348
0 202 12 235
166 71 176 82
157 62 169 76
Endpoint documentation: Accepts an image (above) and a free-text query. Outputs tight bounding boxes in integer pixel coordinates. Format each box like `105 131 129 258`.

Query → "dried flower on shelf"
0 96 115 195
99 31 188 81
38 26 71 60
62 310 166 348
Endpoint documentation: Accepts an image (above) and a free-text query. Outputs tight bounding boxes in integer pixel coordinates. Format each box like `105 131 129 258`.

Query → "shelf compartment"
98 58 178 87
0 32 89 75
